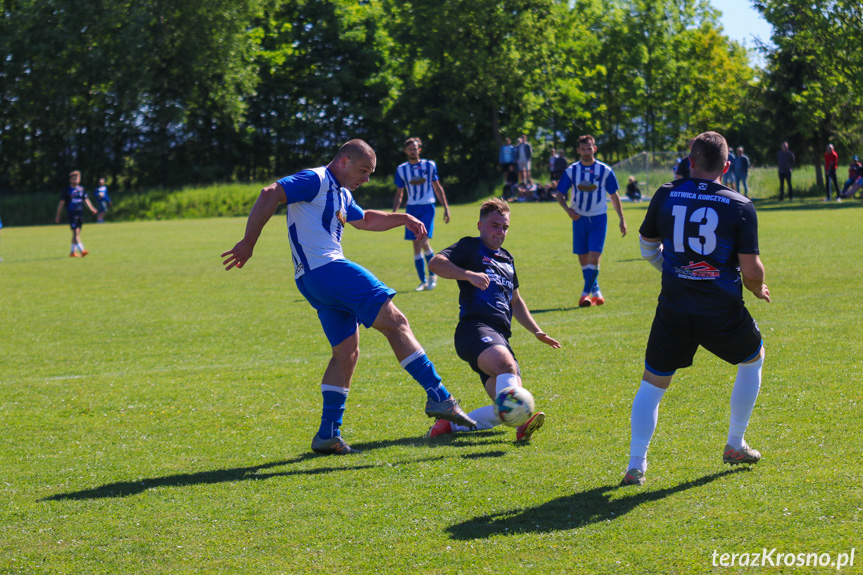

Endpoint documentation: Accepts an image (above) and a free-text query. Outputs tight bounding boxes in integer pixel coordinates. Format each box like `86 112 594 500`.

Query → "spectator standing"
722 148 737 189
777 141 796 201
549 148 568 183
824 144 839 201
499 138 515 176
515 135 532 184
734 147 751 197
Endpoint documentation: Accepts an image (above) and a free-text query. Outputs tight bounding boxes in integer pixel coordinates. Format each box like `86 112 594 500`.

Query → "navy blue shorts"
454 319 519 385
404 204 435 240
645 304 763 376
68 213 83 230
295 259 397 347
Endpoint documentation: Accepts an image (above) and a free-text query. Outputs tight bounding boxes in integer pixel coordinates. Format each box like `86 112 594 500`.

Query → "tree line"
1 0 861 197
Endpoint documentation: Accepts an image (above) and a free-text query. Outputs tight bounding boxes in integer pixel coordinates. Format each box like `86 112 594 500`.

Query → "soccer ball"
494 386 535 427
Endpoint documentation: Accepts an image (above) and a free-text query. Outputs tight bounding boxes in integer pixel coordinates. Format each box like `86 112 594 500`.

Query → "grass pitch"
1 198 861 574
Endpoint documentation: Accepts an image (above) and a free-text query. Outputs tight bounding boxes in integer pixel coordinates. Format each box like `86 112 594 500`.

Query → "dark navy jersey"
640 178 759 315
61 186 88 215
437 236 519 337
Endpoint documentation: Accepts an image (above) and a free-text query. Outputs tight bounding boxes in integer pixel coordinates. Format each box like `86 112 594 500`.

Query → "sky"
710 0 774 66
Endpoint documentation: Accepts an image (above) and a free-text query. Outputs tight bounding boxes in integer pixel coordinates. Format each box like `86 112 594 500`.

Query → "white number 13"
671 205 718 255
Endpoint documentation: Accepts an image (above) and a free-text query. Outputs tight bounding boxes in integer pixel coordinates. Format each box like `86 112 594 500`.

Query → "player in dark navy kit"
55 170 98 257
622 132 771 486
426 198 561 441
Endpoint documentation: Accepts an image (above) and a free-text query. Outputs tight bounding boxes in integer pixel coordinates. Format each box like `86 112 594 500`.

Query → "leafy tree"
754 0 863 185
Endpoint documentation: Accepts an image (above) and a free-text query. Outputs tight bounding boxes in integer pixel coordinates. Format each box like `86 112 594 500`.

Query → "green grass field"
1 198 861 574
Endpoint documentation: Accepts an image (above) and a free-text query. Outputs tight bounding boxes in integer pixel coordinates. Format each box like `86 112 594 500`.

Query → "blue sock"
400 350 450 402
423 250 434 273
318 384 349 439
414 255 426 283
582 265 599 295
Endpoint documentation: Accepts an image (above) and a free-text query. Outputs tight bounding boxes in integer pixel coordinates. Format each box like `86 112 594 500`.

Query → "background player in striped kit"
222 139 475 455
554 135 627 307
392 137 451 291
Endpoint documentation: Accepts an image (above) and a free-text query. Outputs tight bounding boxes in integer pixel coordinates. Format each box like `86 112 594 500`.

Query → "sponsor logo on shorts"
675 260 719 280
481 336 493 343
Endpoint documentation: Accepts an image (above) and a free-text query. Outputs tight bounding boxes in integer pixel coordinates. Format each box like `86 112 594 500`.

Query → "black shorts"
69 214 83 230
454 319 519 385
644 304 762 375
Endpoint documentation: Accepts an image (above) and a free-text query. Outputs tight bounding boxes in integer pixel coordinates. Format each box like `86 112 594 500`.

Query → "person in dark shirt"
621 131 771 486
777 141 796 200
54 170 98 257
426 198 560 441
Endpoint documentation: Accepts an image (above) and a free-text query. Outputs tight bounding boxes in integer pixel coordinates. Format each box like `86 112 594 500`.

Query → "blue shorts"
572 213 607 254
404 204 435 241
295 259 397 347
644 303 763 375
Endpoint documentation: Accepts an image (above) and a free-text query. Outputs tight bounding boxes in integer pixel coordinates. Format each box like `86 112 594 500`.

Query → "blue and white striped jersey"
277 167 365 279
394 159 439 205
557 160 619 217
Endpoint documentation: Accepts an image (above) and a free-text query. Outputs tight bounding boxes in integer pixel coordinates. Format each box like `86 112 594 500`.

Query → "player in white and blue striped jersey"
392 137 450 291
554 135 627 307
222 139 475 455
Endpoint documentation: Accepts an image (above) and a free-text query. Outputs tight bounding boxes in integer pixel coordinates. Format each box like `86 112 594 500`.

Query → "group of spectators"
499 136 568 203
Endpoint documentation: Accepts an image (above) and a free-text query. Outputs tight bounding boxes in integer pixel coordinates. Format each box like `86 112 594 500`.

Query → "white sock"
77 242 85 251
453 405 500 432
727 354 764 449
70 244 77 254
628 380 666 473
495 373 519 394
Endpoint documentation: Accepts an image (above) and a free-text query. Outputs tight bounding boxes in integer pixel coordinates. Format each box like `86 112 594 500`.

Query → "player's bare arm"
392 187 404 212
428 254 489 290
739 253 771 302
351 210 427 238
221 182 285 270
85 198 98 216
554 189 580 221
54 200 65 223
512 289 561 349
432 181 450 224
609 192 627 236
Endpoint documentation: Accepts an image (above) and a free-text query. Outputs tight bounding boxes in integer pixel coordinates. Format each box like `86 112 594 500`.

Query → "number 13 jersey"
639 178 759 314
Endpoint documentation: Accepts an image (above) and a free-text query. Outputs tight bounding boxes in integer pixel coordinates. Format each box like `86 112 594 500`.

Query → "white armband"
639 236 664 272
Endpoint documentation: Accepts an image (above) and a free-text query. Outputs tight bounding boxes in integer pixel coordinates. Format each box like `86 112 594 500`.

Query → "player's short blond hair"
69 170 81 179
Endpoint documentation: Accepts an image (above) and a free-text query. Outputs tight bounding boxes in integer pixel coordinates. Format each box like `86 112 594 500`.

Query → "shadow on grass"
40 434 504 502
446 467 751 539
